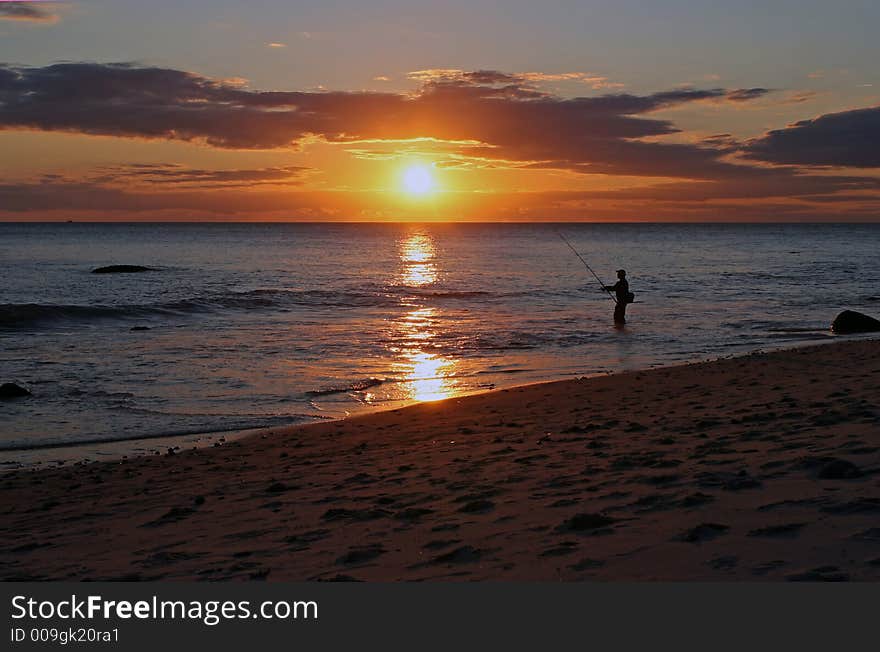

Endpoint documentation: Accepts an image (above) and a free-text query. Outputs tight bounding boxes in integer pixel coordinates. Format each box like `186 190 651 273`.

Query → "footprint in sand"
786 566 849 582
557 513 616 535
707 555 739 570
429 545 487 565
423 539 461 550
336 544 386 566
851 528 880 541
747 523 806 538
569 558 605 571
676 522 729 543
284 529 330 550
393 507 435 521
321 507 391 521
540 542 579 557
457 500 495 514
140 506 196 528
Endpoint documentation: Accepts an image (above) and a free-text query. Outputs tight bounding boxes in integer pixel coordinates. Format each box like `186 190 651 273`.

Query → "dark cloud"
0 62 767 180
86 164 309 188
744 106 880 168
0 2 59 23
724 87 771 102
567 172 880 202
459 70 524 86
1 62 877 220
0 62 410 148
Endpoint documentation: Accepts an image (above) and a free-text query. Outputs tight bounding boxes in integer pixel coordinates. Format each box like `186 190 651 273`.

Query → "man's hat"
616 269 626 274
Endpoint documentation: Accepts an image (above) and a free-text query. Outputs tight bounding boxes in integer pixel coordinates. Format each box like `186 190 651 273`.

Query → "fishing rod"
557 231 618 304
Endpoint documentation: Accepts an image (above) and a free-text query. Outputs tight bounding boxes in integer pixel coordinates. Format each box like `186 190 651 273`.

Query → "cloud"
266 42 287 48
0 61 876 221
724 88 771 102
517 71 622 89
408 68 624 90
2 174 877 222
744 106 880 168
779 90 819 105
84 163 310 188
0 62 767 181
0 1 59 23
0 62 415 149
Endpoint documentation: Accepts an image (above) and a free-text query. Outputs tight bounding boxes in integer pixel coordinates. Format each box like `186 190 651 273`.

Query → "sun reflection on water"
392 233 458 402
399 233 438 287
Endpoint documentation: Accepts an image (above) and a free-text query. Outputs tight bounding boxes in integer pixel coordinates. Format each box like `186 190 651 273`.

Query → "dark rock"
831 310 880 334
92 265 154 274
0 383 30 399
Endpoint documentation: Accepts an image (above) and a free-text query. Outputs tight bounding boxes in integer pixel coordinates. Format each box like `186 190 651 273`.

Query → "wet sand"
1 339 879 581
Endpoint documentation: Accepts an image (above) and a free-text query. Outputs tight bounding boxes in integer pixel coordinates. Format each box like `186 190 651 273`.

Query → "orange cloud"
1 62 878 221
0 1 60 23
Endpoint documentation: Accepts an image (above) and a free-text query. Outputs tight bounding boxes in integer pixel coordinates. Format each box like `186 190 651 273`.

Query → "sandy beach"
1 339 879 581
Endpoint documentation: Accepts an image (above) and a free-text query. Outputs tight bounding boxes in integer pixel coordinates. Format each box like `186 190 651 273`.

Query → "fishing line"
557 231 617 304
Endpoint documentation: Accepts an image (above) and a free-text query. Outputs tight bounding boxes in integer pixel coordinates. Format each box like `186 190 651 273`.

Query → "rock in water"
92 265 154 274
831 310 880 334
0 383 31 399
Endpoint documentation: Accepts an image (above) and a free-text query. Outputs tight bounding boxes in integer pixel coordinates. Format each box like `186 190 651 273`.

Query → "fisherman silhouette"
555 233 634 327
603 269 631 325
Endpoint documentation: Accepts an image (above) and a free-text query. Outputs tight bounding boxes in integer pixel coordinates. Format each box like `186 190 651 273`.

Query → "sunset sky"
2 0 879 221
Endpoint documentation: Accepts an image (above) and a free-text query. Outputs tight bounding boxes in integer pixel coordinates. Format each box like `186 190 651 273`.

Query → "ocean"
2 222 878 455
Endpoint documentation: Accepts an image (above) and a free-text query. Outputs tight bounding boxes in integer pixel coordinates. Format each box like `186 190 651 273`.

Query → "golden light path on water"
388 233 459 402
399 233 437 287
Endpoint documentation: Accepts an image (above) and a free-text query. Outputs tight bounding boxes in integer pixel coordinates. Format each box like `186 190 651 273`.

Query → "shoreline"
0 426 286 474
1 338 879 580
2 334 864 472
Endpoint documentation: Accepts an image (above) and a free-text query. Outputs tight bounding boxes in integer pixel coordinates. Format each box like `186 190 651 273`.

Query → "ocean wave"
0 303 173 329
0 413 325 452
306 377 386 396
0 287 504 330
406 289 492 299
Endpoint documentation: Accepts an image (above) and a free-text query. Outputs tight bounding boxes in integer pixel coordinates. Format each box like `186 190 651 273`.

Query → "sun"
401 164 436 195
